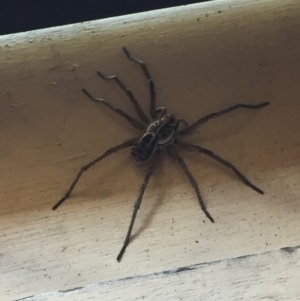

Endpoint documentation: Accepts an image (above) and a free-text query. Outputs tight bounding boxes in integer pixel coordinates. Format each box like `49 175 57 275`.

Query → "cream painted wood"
17 247 300 301
1 0 300 300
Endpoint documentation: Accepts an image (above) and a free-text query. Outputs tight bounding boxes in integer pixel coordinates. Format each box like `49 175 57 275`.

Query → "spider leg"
180 102 269 135
97 71 150 124
167 147 214 223
82 89 145 130
177 142 263 194
178 119 189 127
52 138 137 210
122 47 157 120
117 160 157 262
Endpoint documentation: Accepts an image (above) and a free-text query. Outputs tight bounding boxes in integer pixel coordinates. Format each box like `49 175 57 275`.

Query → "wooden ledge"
1 0 300 300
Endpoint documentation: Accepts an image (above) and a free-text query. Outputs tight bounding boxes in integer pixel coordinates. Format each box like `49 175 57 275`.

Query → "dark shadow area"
0 0 211 35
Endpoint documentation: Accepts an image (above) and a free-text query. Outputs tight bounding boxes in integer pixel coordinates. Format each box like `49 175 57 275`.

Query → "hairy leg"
123 47 157 119
180 102 269 135
82 88 145 130
53 138 137 210
117 160 157 262
97 71 149 124
177 142 263 194
167 147 214 223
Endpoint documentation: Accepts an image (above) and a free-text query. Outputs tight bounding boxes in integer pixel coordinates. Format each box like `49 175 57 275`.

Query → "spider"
53 47 269 262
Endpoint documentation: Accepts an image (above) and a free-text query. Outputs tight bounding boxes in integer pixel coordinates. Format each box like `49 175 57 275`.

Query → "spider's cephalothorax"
132 113 179 163
53 47 269 262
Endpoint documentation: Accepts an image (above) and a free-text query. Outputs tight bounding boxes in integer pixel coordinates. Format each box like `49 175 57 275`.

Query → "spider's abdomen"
132 114 178 164
158 123 175 145
131 133 157 164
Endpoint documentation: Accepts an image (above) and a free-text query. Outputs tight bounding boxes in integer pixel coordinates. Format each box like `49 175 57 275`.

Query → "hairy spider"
53 47 269 262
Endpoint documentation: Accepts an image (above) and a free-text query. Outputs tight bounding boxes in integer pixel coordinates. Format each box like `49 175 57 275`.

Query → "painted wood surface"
1 0 300 300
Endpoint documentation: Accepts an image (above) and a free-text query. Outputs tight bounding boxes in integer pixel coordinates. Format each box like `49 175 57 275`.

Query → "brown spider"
53 47 269 262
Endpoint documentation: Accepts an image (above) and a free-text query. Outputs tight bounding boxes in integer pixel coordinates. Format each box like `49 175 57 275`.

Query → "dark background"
0 0 211 35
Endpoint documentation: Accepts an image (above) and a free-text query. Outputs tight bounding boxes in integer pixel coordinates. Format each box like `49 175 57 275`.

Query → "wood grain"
1 0 300 300
19 246 300 300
